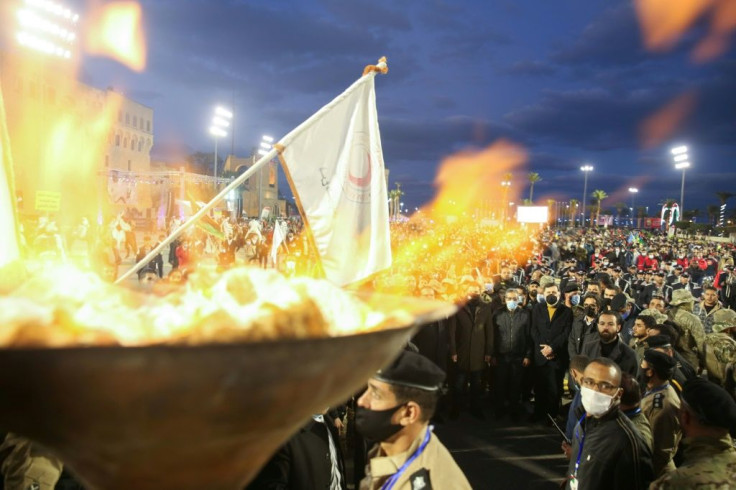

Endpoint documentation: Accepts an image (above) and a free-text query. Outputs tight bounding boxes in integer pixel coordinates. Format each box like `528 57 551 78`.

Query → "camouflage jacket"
703 332 736 385
650 435 736 489
668 307 705 370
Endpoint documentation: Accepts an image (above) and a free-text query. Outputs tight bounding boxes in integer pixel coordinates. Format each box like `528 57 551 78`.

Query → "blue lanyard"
624 407 642 417
573 414 587 478
644 383 669 397
381 427 432 490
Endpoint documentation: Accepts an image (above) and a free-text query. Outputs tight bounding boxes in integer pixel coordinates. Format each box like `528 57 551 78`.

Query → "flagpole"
115 57 388 284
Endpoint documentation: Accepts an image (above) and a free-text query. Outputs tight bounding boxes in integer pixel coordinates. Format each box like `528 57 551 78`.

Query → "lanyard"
573 414 587 478
623 407 642 417
644 383 669 397
381 427 432 490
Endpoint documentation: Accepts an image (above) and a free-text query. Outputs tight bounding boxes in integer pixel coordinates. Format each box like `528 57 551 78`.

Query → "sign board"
35 190 61 212
517 206 548 223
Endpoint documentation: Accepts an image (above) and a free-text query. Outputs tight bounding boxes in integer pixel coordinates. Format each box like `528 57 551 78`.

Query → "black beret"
655 271 666 277
675 265 683 271
565 283 581 293
643 349 676 375
646 334 672 349
681 272 690 278
682 378 736 429
374 350 445 391
613 266 622 273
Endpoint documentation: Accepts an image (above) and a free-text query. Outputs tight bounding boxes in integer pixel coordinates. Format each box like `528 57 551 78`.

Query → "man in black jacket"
247 411 346 490
581 311 639 377
492 288 532 420
568 294 600 359
531 283 573 420
567 358 653 490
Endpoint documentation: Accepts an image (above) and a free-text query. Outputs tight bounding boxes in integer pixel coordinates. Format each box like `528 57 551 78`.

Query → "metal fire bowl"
0 295 456 490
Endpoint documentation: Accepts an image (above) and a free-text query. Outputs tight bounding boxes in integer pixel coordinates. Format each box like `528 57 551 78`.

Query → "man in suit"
530 282 573 420
247 411 346 490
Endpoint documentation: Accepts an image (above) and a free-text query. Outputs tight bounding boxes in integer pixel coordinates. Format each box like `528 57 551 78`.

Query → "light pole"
209 106 232 180
628 187 638 227
580 165 593 226
501 179 511 224
671 145 690 217
257 135 274 218
16 0 79 60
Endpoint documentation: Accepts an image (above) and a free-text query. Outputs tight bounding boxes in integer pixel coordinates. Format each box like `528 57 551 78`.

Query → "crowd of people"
6 211 736 489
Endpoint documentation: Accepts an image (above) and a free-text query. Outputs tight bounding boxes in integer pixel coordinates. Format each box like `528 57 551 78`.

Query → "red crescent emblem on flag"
348 153 371 187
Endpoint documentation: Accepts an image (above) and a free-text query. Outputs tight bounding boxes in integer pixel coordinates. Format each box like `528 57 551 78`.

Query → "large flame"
374 140 530 301
635 0 736 62
639 92 697 149
84 2 146 72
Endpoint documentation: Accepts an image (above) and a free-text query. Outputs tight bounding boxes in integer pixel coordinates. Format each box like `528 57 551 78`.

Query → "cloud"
501 60 557 77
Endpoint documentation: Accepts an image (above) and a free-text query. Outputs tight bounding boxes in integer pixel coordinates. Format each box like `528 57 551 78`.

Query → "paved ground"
435 408 568 490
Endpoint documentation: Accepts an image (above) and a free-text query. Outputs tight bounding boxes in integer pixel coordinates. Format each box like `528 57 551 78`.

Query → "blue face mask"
621 309 630 320
537 293 545 304
507 300 518 311
571 294 581 306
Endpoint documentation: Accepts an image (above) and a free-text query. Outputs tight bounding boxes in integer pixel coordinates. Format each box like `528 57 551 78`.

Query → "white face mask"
580 386 617 418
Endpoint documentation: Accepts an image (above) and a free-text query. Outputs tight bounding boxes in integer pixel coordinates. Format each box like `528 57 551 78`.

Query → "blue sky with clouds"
76 0 736 216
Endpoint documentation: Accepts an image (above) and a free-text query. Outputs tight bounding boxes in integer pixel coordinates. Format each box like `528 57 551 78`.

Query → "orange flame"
639 92 697 149
85 2 146 72
635 0 736 62
373 140 530 301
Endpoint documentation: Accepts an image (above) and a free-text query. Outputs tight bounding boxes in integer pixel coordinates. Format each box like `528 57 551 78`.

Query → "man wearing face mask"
650 378 736 489
639 350 681 477
611 293 639 345
563 283 584 318
568 295 600 359
530 283 573 421
491 289 532 420
581 311 638 376
357 350 471 490
566 357 654 490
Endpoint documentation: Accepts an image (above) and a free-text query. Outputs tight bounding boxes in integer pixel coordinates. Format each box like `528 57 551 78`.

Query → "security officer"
650 378 736 489
646 335 696 395
0 434 63 490
640 350 682 477
357 350 471 490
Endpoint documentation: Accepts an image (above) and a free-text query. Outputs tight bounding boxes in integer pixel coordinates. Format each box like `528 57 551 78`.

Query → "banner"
278 76 391 286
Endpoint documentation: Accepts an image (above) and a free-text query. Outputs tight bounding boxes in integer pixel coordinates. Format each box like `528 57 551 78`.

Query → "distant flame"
85 2 146 72
639 92 697 149
635 0 736 62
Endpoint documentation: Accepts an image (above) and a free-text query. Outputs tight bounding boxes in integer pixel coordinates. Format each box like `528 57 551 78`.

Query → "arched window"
115 134 120 146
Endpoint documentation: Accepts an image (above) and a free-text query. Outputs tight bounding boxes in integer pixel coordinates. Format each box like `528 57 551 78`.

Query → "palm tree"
707 205 720 225
591 190 608 226
569 199 579 227
614 202 626 226
683 209 700 222
389 182 404 219
527 172 541 203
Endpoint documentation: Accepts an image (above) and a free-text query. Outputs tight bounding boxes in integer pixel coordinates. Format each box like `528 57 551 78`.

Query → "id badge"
569 476 578 490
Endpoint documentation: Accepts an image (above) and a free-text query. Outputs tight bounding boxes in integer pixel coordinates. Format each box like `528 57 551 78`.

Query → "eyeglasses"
581 377 619 394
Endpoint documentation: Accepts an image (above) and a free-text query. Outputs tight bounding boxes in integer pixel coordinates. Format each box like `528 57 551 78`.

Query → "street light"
15 0 79 60
501 179 511 223
628 187 638 227
580 165 593 226
209 106 232 179
671 145 690 217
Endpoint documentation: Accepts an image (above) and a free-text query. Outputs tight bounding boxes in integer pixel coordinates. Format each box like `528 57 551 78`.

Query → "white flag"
279 75 391 286
270 220 288 263
0 84 21 269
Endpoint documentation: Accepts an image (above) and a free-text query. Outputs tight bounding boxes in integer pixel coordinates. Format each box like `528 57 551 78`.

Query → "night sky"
75 0 736 218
